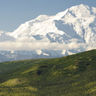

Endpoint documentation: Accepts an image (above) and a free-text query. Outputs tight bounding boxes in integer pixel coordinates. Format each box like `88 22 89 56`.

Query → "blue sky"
0 0 96 32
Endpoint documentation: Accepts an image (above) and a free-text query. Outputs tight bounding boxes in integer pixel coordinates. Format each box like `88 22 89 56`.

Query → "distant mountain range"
0 4 96 62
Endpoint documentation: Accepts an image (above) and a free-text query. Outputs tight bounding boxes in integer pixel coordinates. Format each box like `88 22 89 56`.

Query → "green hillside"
0 50 96 96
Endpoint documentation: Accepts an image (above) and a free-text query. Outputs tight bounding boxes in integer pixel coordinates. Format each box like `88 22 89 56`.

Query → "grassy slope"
0 50 96 96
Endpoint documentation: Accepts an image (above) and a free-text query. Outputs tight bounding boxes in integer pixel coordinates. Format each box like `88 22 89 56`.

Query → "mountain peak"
0 4 96 59
72 4 89 8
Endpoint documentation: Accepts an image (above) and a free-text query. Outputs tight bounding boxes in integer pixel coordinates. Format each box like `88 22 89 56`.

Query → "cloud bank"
0 41 86 51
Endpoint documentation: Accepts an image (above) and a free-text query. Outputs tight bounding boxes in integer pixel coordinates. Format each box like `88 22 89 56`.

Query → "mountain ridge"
0 4 96 62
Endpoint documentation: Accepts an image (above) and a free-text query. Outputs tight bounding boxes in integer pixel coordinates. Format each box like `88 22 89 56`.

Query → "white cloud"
0 41 86 51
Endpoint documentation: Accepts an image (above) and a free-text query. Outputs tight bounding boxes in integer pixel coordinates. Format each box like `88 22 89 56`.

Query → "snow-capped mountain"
0 4 96 62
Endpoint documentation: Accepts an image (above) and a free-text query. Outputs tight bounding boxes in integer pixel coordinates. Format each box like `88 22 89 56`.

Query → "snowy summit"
0 4 96 61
